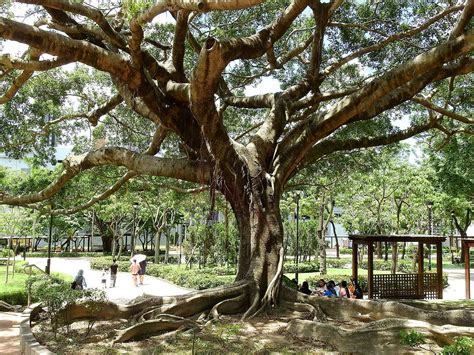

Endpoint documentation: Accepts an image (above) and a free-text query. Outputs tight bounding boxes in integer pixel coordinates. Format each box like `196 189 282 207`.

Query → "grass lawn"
0 264 73 306
0 266 30 305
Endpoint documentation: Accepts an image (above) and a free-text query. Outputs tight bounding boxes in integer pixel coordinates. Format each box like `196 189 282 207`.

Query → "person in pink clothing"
130 259 141 287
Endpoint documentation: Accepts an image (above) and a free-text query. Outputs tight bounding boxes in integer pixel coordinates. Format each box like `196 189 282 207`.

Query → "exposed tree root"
287 318 474 353
114 318 201 343
280 286 474 327
280 300 327 322
54 278 474 351
58 280 249 325
210 293 248 320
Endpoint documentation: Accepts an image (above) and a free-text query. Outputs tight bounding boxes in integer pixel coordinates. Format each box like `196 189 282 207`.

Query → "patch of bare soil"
31 311 335 354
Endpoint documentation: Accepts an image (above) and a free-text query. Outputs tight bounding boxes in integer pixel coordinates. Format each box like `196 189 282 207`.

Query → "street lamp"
131 202 139 255
294 191 304 283
45 202 54 275
426 200 434 271
180 221 188 265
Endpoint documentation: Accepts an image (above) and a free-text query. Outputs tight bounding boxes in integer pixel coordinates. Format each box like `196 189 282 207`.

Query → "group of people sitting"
298 278 363 299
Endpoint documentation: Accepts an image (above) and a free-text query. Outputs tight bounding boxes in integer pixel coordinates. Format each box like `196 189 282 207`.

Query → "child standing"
100 268 108 289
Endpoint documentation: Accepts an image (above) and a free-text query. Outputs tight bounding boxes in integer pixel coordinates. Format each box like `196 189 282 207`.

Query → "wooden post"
465 242 470 300
436 241 443 299
368 242 374 299
418 242 424 299
352 242 358 282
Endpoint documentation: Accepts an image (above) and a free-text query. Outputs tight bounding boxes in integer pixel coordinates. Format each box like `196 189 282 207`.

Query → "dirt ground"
32 311 336 354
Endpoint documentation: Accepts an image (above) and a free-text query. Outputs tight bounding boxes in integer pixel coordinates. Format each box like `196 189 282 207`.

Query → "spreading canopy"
0 0 472 211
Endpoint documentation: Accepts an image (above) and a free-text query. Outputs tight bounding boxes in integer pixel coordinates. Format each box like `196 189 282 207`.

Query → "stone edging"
20 303 54 355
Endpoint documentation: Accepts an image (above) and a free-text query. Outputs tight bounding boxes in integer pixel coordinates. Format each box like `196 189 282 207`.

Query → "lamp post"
426 201 434 271
45 202 53 275
131 202 139 255
180 222 188 265
294 192 301 283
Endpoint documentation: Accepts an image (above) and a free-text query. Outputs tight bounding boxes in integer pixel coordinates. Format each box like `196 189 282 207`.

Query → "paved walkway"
26 257 192 304
0 312 21 355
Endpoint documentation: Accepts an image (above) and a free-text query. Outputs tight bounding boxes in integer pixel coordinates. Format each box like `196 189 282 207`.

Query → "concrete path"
0 312 21 355
26 257 192 304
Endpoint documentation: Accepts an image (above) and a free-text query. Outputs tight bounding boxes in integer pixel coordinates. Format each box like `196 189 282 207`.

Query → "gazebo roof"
349 234 446 244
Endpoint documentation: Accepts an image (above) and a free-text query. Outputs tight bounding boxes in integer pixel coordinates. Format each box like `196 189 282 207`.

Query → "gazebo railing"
373 273 438 299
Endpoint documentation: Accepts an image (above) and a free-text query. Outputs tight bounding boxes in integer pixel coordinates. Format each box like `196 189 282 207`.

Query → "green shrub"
284 262 319 273
28 275 107 335
442 336 474 355
1 249 15 257
339 247 352 255
326 258 351 269
400 330 426 347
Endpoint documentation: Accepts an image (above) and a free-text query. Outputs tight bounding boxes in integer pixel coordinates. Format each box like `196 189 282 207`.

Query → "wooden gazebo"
349 234 446 300
462 239 474 300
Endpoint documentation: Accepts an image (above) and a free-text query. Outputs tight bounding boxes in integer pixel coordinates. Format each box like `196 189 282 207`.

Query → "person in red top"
130 259 141 287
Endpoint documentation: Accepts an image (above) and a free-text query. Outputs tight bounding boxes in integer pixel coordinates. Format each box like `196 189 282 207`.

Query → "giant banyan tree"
1 0 473 349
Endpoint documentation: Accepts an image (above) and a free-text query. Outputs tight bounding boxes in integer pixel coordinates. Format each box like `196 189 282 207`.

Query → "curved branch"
0 50 40 104
0 54 72 71
411 96 473 124
172 10 190 81
301 120 435 168
0 17 141 89
449 0 474 39
52 125 169 214
0 147 211 206
277 31 474 182
17 0 127 48
87 93 123 126
323 5 464 76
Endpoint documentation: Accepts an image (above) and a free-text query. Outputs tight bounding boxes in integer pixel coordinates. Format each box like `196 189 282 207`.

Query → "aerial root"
287 317 474 353
114 318 201 343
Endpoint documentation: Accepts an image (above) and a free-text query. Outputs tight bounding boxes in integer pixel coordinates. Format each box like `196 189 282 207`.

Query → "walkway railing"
23 263 49 306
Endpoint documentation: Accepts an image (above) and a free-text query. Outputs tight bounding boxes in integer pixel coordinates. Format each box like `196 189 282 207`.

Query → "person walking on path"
138 258 147 285
110 259 118 288
100 269 108 289
74 269 87 290
130 259 141 287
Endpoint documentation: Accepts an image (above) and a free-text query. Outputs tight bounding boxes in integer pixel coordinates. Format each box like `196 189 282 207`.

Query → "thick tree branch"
0 17 142 89
277 31 474 182
172 10 190 81
52 126 169 215
134 0 265 26
0 54 71 71
88 94 123 126
449 0 474 39
308 1 330 86
302 120 436 168
0 147 211 206
16 0 127 49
